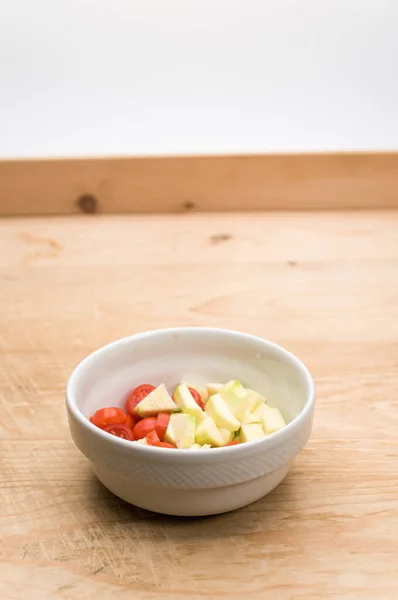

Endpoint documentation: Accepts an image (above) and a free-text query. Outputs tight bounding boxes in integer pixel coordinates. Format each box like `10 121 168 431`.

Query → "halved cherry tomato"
125 384 156 419
103 423 135 441
188 387 205 411
133 416 157 440
146 430 161 445
226 439 240 446
90 407 128 429
153 441 176 449
125 414 136 429
155 413 170 441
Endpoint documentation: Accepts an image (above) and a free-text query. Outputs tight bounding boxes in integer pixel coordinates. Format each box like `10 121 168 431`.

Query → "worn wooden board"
1 211 398 599
1 153 398 215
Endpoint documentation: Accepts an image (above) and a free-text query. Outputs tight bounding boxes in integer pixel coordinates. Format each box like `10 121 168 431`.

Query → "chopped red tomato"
125 414 136 429
90 407 128 429
133 416 157 440
188 387 205 410
153 441 176 449
155 413 170 441
146 430 161 445
125 384 156 419
226 439 240 446
103 423 135 441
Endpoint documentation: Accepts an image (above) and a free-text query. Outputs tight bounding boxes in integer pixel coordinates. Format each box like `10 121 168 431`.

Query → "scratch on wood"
58 584 74 592
19 232 63 264
209 233 232 245
19 232 63 252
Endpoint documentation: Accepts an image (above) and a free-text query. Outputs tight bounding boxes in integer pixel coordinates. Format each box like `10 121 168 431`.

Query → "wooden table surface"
1 211 397 599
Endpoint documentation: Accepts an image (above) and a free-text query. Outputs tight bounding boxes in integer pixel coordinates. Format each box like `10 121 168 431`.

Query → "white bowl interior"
70 329 312 424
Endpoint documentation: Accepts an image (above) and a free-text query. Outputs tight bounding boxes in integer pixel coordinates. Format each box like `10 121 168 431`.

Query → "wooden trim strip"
0 153 398 215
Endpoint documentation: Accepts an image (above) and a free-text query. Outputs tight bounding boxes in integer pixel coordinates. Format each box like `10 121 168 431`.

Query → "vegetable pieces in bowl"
89 380 286 449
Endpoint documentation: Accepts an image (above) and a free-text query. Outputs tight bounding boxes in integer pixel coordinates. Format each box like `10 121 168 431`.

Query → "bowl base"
92 462 291 517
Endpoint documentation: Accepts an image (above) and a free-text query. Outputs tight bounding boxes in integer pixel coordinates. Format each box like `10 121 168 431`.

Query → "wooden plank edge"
0 152 398 215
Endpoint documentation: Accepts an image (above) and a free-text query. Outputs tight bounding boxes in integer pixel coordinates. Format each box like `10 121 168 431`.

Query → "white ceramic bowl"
66 327 315 516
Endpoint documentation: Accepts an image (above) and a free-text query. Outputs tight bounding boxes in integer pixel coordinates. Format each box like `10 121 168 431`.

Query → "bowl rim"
66 327 315 458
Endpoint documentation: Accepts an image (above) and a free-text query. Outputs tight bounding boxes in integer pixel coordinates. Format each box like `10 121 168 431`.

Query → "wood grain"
1 153 398 215
1 211 398 599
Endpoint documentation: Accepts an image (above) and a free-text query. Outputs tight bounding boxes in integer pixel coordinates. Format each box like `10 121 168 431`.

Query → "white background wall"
1 0 397 158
